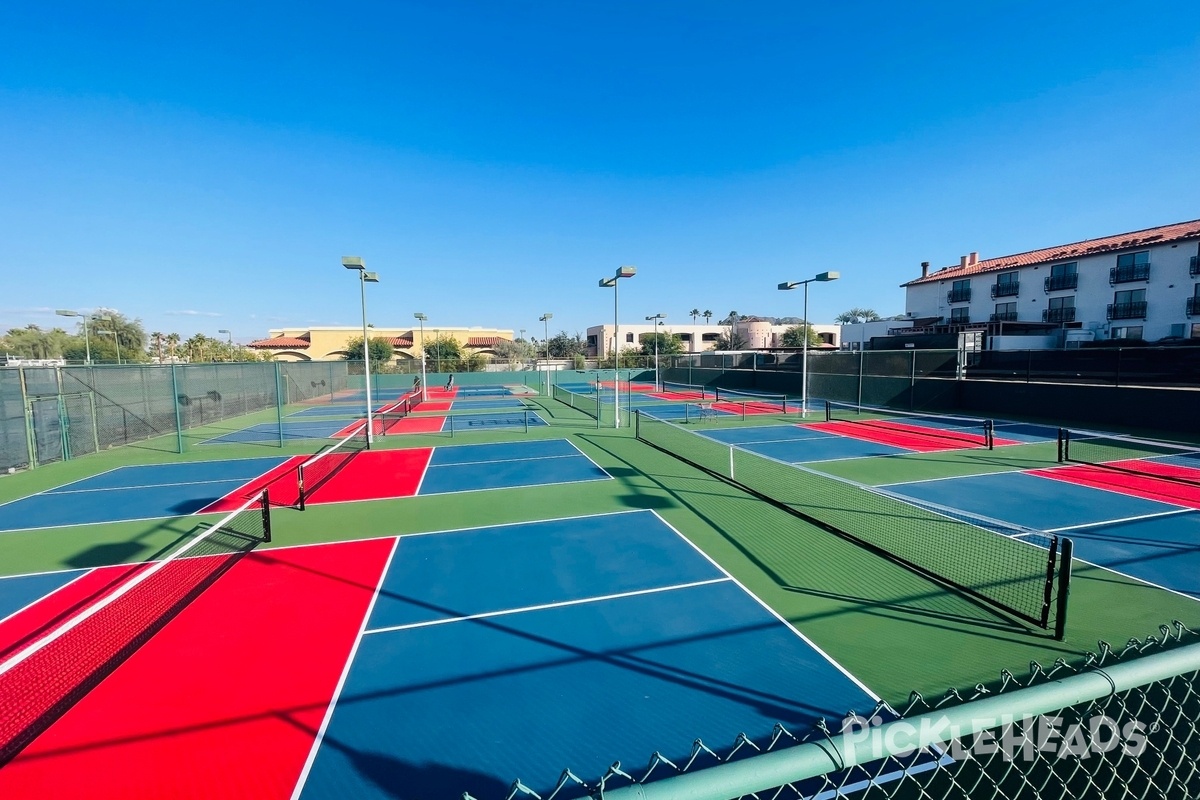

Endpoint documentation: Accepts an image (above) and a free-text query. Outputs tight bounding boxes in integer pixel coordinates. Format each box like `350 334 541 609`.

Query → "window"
1192 323 1200 339
992 272 1019 298
625 333 634 343
991 302 1017 321
948 279 971 303
1108 289 1146 320
1044 295 1075 323
1045 262 1078 291
1110 251 1150 284
1188 285 1200 317
586 335 597 348
1114 289 1146 305
950 307 970 323
1110 326 1143 340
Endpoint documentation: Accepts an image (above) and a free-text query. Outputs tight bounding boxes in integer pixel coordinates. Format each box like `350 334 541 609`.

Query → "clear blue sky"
3 1 1199 342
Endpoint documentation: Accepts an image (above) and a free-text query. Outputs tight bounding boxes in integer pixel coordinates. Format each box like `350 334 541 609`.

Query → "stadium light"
218 329 233 361
414 312 428 402
343 256 378 445
598 266 636 428
645 313 666 391
56 309 91 364
538 313 553 365
95 328 121 365
778 271 840 414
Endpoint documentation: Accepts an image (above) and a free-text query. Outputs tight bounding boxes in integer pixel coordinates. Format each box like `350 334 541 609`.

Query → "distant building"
901 218 1200 346
586 318 838 358
247 325 513 364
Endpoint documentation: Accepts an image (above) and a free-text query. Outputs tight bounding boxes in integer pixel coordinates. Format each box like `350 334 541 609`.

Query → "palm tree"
702 310 712 325
150 332 164 362
166 332 180 360
689 308 700 325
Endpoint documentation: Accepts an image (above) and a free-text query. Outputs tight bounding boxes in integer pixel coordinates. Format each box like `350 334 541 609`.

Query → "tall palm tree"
166 332 180 360
150 332 164 362
689 308 700 325
702 310 712 325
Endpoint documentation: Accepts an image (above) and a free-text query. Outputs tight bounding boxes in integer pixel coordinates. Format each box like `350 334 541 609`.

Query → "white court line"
648 510 881 701
0 568 92 629
45 477 250 496
288 535 400 800
364 577 732 636
561 438 614 480
1044 507 1195 533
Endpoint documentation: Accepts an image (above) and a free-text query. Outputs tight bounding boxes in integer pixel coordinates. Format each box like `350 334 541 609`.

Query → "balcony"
1107 302 1148 320
990 282 1020 298
947 288 971 303
1042 307 1077 323
1188 297 1199 317
989 311 1019 322
1191 256 1199 277
1109 263 1150 285
1044 274 1078 291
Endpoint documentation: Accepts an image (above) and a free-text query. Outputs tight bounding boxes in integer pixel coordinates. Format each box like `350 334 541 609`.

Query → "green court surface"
0 393 1196 707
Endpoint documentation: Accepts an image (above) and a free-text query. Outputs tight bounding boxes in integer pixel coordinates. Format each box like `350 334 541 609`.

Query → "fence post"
275 361 285 448
171 364 184 454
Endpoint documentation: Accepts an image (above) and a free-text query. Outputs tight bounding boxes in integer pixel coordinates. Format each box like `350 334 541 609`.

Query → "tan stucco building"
247 326 514 364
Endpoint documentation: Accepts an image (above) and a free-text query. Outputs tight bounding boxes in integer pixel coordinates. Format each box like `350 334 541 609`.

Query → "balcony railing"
991 282 1020 298
1191 256 1199 277
1188 297 1199 317
947 288 971 303
1042 307 1077 323
1044 274 1078 291
1109 263 1150 285
1107 301 1148 320
989 311 1019 322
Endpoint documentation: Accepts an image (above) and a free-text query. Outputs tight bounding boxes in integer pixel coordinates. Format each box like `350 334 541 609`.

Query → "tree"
545 331 587 359
1 325 73 359
493 338 536 366
702 310 712 325
689 308 700 325
345 336 395 371
714 330 749 350
835 308 881 324
781 324 822 347
639 332 684 356
149 332 165 362
90 309 148 363
425 334 462 372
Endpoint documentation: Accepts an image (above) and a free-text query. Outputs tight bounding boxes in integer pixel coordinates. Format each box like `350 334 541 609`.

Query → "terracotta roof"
247 336 311 349
388 337 414 347
466 336 504 347
903 218 1200 287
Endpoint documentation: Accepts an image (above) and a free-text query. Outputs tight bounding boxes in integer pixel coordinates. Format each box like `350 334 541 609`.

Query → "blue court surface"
0 456 288 532
886 471 1200 600
287 405 374 419
418 439 608 495
448 398 530 411
0 567 88 621
635 402 734 421
294 511 877 799
701 425 910 462
454 386 518 397
200 419 355 444
439 410 548 431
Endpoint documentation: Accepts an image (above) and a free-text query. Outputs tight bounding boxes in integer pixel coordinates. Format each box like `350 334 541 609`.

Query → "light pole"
538 313 553 365
343 256 380 445
413 313 428 402
97 329 121 365
778 272 840 414
218 329 233 361
598 266 636 427
55 309 91 364
645 313 666 391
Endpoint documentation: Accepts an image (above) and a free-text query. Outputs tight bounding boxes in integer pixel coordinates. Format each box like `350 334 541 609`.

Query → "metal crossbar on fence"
561 621 1200 800
635 410 1071 633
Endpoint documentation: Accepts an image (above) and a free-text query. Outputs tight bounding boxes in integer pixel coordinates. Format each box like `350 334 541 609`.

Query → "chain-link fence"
481 621 1200 800
0 361 352 470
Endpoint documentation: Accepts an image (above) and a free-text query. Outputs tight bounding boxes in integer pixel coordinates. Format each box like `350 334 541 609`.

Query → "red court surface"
0 538 395 798
409 400 452 412
379 415 447 435
647 390 706 402
201 455 308 513
1030 464 1200 510
803 420 1010 452
303 448 432 505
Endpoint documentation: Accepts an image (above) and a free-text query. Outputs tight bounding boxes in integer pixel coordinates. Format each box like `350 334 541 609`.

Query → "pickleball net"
0 490 272 765
297 422 369 510
660 380 710 399
636 411 1070 634
826 400 995 449
714 386 789 412
1058 428 1200 489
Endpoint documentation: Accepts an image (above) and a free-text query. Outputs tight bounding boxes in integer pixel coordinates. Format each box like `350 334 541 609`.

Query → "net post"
635 409 640 439
1056 428 1067 462
741 401 746 421
261 489 272 542
824 400 832 422
524 409 529 433
984 419 994 450
449 414 454 437
296 465 306 511
1054 537 1073 641
728 445 735 480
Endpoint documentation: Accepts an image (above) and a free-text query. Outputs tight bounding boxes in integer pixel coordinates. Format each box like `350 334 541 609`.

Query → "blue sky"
2 1 1199 343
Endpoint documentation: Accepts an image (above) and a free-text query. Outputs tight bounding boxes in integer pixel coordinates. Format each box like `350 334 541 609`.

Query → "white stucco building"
901 219 1200 345
586 319 839 357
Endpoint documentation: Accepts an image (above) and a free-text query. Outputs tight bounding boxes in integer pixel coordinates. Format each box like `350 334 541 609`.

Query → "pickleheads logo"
839 712 1153 762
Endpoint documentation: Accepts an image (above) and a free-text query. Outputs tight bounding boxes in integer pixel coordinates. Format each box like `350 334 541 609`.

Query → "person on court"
444 373 454 392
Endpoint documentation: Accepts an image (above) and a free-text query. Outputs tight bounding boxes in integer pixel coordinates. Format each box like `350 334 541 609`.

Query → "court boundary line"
648 510 882 702
1043 507 1195 533
44 477 257 496
0 567 93 629
363 577 732 636
414 465 611 499
288 535 401 800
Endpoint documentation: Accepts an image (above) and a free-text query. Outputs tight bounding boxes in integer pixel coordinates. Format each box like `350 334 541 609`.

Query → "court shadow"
330 746 511 799
63 541 144 570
